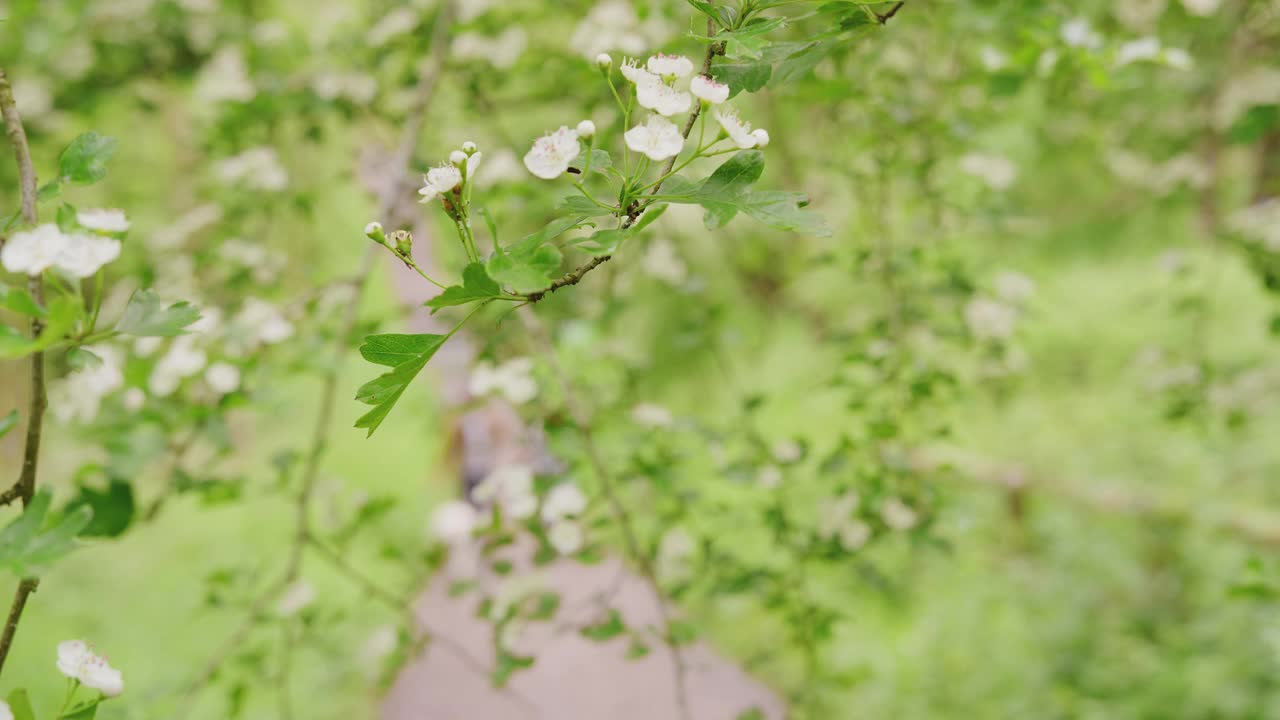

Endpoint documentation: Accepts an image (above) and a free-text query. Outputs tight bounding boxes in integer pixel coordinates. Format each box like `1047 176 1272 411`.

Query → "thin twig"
875 1 906 24
521 309 694 720
525 23 725 303
0 66 45 679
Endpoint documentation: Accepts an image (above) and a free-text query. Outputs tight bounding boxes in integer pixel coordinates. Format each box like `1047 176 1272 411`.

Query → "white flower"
542 483 587 522
52 345 124 423
450 150 468 166
468 358 538 404
1163 47 1192 70
625 115 684 161
216 147 288 191
474 464 537 520
367 7 418 46
56 640 124 697
548 521 584 555
994 271 1036 303
630 402 674 427
964 297 1018 340
205 362 241 394
462 141 478 154
2 224 64 275
647 53 693 78
635 76 692 117
750 129 770 148
431 500 479 544
361 625 399 669
596 52 613 69
959 152 1017 190
0 700 11 720
1116 36 1162 66
1061 18 1102 49
277 580 315 617
570 1 672 60
194 47 255 104
641 239 687 285
1181 0 1220 15
657 527 696 580
772 440 803 463
122 387 145 411
236 298 293 345
620 58 657 85
54 233 122 278
134 337 163 357
979 46 1008 71
77 208 130 233
714 107 759 149
757 465 783 489
881 498 919 531
452 28 528 70
576 120 596 138
690 75 729 104
465 151 483 179
818 492 859 536
149 336 207 397
523 126 581 180
418 163 463 202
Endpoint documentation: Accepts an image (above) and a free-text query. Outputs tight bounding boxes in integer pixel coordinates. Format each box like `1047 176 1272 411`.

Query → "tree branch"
525 25 725 303
0 66 46 679
875 1 906 24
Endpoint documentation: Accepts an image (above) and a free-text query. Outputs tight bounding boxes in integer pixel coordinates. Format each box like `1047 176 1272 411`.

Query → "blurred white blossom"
52 345 125 423
474 464 537 520
194 47 255 104
995 271 1036 304
548 520 584 555
630 402 674 427
77 208 130 234
367 7 418 46
150 336 207 397
959 152 1017 190
205 362 241 395
641 238 688 285
216 147 289 191
452 28 527 69
965 297 1018 340
542 483 587 522
277 580 316 617
469 357 538 404
570 0 672 59
881 498 919 531
1 224 121 278
431 500 479 544
1061 18 1102 49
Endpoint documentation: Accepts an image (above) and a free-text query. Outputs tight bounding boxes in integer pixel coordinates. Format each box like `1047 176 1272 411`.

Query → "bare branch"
0 66 46 679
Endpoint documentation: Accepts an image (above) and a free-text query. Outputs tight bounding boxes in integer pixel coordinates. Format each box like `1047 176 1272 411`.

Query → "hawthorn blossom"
194 46 255 104
1 224 64 275
1182 0 1220 15
656 527 696 580
620 58 657 85
122 387 145 411
548 520 584 555
576 119 596 138
625 115 684 161
57 640 124 697
995 271 1036 303
418 164 463 203
959 152 1017 190
772 440 803 464
55 233 123 278
452 28 527 70
596 53 612 69
964 297 1018 340
758 465 783 489
77 208 130 233
979 46 1008 71
570 0 672 60
431 499 479 544
636 77 692 116
690 75 729 104
818 492 870 551
631 402 674 427
751 129 770 148
366 7 418 46
277 580 316 617
469 357 537 404
236 298 294 345
881 498 919 530
474 464 537 519
149 336 207 397
52 345 124 423
216 147 288 191
542 483 587 522
1061 18 1102 49
205 362 241 394
714 107 761 149
1116 37 1162 66
523 126 581 180
0 700 10 720
647 53 694 78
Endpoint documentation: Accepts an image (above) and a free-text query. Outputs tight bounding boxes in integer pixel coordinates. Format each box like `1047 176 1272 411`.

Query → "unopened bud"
576 120 596 138
595 53 612 70
751 129 770 148
365 221 385 244
450 150 468 166
462 141 478 154
389 229 412 256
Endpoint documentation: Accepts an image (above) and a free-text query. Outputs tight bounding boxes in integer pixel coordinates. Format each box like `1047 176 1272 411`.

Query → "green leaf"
715 62 773 97
573 149 613 175
667 619 699 646
700 150 766 199
0 410 17 440
529 592 561 620
488 246 563 292
492 650 535 688
580 608 627 641
56 202 77 232
66 347 103 370
0 296 81 359
570 229 628 256
425 263 502 313
0 283 45 317
115 289 201 337
630 203 667 233
0 489 95 577
6 689 35 720
58 132 118 185
354 333 449 436
60 698 101 720
656 152 829 235
556 195 615 217
66 477 135 538
738 190 831 236
737 709 766 720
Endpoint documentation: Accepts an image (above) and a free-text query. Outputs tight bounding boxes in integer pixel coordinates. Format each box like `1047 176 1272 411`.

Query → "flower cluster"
1 222 123 277
469 357 538 405
56 640 124 697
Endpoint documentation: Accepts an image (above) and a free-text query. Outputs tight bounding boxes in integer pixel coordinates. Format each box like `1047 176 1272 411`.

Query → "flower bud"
450 150 468 167
595 53 612 70
576 120 596 138
462 141 478 154
389 229 412 257
365 221 386 244
750 129 770 148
